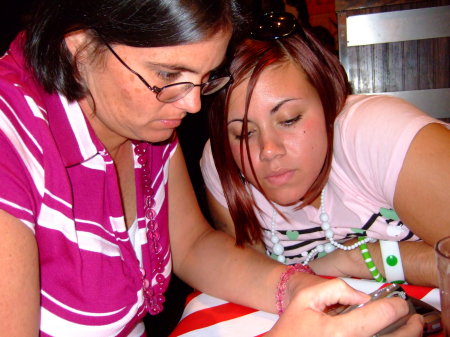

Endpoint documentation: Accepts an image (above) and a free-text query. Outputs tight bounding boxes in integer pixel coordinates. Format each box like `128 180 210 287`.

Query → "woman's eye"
281 114 302 126
156 71 181 82
233 129 255 140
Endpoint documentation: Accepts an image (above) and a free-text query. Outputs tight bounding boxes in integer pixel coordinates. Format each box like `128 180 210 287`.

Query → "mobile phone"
325 283 405 316
339 283 407 315
327 284 442 336
409 296 442 335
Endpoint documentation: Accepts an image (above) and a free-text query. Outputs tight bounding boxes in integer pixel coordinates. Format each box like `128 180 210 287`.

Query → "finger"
343 297 412 337
305 279 370 310
382 314 424 337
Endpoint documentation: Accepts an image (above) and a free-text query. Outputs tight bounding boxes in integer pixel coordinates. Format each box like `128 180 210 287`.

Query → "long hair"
23 0 244 101
208 26 351 246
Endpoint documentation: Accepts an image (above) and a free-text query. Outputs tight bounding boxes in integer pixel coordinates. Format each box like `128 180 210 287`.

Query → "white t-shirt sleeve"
333 95 444 206
199 139 229 207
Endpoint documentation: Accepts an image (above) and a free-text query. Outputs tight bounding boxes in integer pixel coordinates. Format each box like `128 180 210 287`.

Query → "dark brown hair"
24 0 244 101
208 27 351 246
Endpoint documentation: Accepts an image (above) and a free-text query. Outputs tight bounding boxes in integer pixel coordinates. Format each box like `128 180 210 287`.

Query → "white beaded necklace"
270 187 374 265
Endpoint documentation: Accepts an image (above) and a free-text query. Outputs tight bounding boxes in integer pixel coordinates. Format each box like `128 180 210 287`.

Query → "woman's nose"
174 86 202 114
259 134 285 161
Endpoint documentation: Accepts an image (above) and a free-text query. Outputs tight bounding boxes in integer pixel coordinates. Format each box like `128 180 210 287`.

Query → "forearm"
312 239 437 287
173 228 321 313
367 240 437 287
170 149 323 313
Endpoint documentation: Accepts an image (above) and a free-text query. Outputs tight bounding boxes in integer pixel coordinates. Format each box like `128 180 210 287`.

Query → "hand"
266 278 423 337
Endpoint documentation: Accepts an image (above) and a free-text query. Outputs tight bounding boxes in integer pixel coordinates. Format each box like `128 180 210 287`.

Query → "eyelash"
232 114 302 140
234 130 254 140
156 71 181 82
281 114 302 126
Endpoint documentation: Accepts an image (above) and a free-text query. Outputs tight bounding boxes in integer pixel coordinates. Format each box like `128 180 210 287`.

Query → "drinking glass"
436 236 450 336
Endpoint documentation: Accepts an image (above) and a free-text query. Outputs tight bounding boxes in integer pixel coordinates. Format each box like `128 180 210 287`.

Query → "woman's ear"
63 30 95 80
64 30 90 57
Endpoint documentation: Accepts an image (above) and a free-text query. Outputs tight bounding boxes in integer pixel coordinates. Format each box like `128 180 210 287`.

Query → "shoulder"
0 46 48 129
0 34 45 106
199 139 221 187
200 139 213 168
330 94 441 204
0 70 49 168
338 94 430 123
199 139 218 182
335 94 439 143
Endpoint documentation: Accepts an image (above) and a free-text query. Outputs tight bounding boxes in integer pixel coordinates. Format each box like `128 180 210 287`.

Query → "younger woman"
202 12 450 287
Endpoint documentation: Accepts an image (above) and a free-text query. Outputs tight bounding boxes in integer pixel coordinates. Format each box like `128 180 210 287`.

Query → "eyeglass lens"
102 39 231 103
156 76 231 103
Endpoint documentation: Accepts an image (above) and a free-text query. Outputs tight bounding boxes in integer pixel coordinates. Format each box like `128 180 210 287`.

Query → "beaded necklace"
133 141 166 315
270 187 374 265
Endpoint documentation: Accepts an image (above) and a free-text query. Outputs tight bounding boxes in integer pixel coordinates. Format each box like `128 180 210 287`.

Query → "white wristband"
379 240 405 283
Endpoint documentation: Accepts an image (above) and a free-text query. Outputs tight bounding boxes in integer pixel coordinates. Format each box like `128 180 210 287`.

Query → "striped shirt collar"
45 91 104 167
8 32 105 168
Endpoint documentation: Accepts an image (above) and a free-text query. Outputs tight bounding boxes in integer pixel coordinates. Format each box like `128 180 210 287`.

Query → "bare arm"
170 147 422 335
169 147 320 312
312 123 450 287
394 123 450 244
206 173 438 285
205 169 439 286
311 239 438 287
0 210 40 337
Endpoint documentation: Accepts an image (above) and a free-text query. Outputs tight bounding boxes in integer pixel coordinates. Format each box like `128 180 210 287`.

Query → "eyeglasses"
103 42 232 103
250 12 299 41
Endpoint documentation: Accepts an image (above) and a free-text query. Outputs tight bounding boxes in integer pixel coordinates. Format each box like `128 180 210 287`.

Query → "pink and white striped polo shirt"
0 34 175 336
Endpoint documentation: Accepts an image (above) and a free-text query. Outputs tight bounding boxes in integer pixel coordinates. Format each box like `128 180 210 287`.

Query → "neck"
78 97 129 158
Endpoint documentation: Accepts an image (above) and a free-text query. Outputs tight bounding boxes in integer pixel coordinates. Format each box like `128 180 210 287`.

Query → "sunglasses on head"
250 11 299 41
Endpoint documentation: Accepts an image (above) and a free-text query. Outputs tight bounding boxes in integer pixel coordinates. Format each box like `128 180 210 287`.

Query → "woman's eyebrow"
146 62 198 74
270 98 298 115
147 60 226 75
227 98 301 125
227 96 304 125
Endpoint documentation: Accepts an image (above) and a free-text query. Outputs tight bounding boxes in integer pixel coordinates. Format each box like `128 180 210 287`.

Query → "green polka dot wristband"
380 240 405 283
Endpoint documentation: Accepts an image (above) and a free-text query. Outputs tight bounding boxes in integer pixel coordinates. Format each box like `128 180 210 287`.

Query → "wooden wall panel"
337 0 450 95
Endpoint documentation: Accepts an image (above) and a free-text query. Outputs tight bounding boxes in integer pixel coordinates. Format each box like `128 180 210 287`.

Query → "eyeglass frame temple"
103 41 163 94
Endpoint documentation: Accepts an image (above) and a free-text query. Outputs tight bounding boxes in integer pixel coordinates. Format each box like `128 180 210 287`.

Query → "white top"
200 95 448 264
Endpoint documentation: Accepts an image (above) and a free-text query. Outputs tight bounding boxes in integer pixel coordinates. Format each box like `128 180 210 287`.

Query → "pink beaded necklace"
133 141 166 315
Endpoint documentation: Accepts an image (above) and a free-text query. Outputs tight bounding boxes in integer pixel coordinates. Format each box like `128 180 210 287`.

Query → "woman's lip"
264 169 295 185
160 119 183 128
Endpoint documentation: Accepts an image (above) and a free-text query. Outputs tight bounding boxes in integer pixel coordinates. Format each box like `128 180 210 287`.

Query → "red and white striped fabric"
170 278 441 337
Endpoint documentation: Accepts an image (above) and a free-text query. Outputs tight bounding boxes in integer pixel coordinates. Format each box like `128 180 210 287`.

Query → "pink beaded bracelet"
276 263 315 315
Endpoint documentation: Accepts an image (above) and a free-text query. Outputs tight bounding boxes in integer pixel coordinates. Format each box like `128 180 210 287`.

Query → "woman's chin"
269 193 304 207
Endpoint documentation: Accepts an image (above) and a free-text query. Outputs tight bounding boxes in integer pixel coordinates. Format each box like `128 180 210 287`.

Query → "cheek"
108 72 145 107
286 117 328 164
87 62 144 109
305 117 327 149
304 119 328 166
